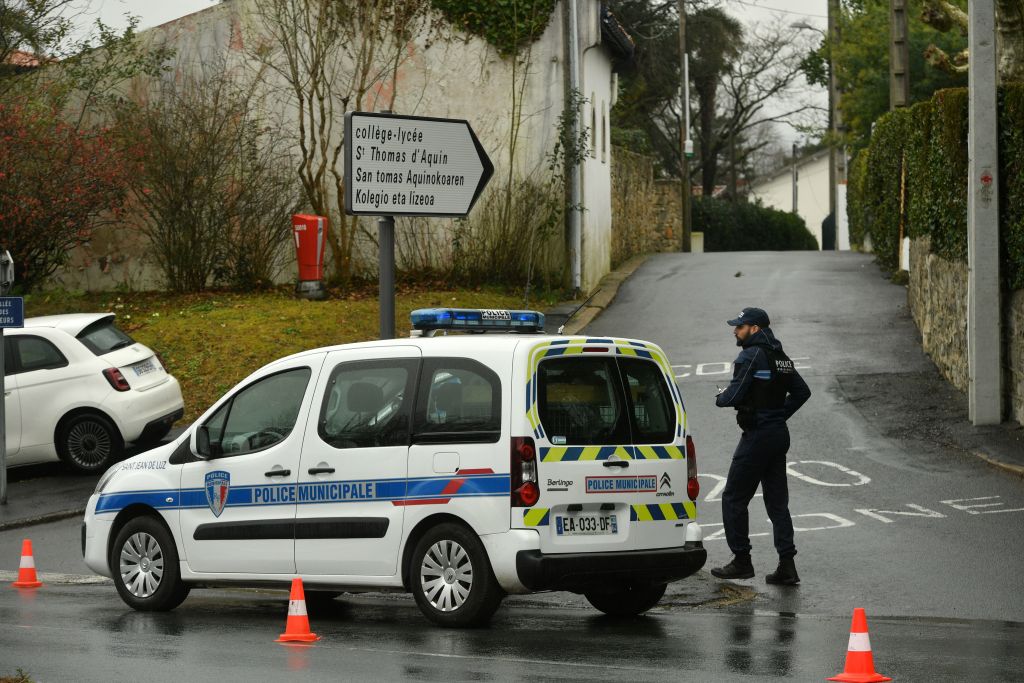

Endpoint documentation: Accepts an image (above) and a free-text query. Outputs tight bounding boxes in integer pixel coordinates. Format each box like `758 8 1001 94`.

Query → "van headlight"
94 464 122 494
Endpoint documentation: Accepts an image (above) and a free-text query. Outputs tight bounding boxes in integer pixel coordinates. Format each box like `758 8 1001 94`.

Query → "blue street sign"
0 297 24 328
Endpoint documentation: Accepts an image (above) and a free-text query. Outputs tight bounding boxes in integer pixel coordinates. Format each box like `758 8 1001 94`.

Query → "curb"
0 508 86 533
973 451 1024 480
561 254 650 335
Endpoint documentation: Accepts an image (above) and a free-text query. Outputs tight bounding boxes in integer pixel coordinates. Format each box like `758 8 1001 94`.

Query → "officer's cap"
727 307 770 327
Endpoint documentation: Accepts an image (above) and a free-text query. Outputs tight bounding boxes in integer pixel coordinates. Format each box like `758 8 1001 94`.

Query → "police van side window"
413 358 501 444
617 358 676 444
537 357 630 446
318 359 417 449
204 368 311 458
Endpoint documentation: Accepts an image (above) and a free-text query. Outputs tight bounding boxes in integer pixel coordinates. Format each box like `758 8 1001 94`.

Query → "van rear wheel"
410 523 504 627
585 583 667 617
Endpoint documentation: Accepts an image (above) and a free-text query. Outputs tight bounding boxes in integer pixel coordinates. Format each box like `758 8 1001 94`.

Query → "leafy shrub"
847 84 1023 289
693 197 819 252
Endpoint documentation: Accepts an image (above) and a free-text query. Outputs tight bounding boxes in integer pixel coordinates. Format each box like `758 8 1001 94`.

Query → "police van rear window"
537 358 630 445
537 357 675 446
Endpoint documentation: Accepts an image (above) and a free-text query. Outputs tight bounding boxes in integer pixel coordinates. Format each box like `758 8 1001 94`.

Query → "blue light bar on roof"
411 308 545 333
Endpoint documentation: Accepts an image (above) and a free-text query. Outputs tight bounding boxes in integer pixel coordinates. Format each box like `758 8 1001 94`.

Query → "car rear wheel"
57 413 123 473
110 516 189 612
584 583 667 617
410 523 504 628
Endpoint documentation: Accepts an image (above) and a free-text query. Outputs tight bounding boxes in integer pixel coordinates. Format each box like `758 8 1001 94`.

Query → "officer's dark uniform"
711 307 811 584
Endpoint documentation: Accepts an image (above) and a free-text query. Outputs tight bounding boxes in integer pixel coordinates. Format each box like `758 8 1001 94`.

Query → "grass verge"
25 284 545 422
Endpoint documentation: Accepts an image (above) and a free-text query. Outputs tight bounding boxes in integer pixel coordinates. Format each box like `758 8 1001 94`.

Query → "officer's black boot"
765 556 800 585
710 554 754 580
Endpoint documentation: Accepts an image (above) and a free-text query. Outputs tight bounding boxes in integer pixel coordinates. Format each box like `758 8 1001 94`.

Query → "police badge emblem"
205 470 231 517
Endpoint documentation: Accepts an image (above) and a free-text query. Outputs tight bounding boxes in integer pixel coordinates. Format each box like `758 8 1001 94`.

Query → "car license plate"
133 359 156 376
555 514 618 536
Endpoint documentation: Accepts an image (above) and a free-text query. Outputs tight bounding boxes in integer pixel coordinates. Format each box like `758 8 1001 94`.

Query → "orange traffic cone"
276 577 319 643
11 538 43 588
828 608 891 682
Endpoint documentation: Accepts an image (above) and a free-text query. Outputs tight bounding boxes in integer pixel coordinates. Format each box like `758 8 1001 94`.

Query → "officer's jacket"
715 328 811 431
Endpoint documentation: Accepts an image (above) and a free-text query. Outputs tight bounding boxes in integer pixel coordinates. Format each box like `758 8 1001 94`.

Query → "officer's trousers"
721 426 797 558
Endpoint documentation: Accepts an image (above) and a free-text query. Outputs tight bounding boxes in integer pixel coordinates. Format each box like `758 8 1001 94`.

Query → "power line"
728 0 828 20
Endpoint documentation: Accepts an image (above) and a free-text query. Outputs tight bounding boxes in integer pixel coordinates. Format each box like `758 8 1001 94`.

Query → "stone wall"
1007 291 1024 424
907 237 969 391
609 148 671 267
908 236 1024 423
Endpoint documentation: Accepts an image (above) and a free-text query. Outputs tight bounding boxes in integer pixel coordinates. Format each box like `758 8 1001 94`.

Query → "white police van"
82 309 705 626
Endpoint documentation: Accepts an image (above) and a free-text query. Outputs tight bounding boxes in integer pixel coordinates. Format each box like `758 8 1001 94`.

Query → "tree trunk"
997 0 1024 81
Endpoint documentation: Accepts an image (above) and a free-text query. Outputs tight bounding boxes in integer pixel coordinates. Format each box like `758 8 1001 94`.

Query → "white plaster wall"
54 0 620 291
749 153 830 250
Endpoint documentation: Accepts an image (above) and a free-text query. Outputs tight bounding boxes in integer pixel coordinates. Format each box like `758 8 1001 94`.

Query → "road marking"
699 472 761 502
672 357 812 380
786 461 871 487
701 512 856 541
854 504 946 523
941 496 1024 515
791 512 855 532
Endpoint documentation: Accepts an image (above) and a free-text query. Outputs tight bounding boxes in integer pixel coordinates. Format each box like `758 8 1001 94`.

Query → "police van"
82 309 705 626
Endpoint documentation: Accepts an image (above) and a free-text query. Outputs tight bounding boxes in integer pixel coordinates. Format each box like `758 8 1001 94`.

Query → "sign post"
344 112 493 339
0 250 21 504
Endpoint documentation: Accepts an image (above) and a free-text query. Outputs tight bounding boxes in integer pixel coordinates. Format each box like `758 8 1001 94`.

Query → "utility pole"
565 0 583 292
678 0 692 252
889 0 911 108
828 0 843 249
967 0 1002 425
791 142 799 213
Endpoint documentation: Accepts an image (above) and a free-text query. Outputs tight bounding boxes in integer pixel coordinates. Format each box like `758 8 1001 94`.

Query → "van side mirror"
195 426 212 460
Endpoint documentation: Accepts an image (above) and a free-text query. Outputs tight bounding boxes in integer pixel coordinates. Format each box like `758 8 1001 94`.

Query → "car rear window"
76 319 136 356
537 356 677 446
537 357 630 445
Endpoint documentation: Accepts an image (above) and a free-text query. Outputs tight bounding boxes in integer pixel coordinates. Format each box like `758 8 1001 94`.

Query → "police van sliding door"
294 348 420 577
178 356 323 575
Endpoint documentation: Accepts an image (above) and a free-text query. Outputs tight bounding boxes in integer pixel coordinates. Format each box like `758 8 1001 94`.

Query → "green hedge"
694 197 819 252
848 85 1024 289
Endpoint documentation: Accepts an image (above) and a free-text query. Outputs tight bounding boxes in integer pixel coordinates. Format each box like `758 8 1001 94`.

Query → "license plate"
555 514 618 536
132 359 156 376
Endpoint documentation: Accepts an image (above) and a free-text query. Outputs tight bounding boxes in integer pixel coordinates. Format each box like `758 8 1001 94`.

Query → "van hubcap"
420 540 473 612
120 532 164 598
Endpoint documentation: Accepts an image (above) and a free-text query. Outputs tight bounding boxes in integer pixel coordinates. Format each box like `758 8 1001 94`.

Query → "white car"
83 308 704 627
4 313 184 473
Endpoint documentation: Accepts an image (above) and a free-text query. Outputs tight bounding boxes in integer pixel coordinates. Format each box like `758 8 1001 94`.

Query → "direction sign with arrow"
343 112 494 217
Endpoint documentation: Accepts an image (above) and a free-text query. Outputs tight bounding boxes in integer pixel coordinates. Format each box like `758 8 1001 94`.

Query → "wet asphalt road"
2 251 1024 681
589 252 1024 622
2 582 1022 681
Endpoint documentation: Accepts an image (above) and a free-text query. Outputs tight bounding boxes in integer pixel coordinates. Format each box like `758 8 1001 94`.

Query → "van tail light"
686 435 699 501
103 367 131 392
511 436 539 507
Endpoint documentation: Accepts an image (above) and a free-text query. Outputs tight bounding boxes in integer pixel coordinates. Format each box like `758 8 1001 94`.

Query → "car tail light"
511 436 539 507
103 367 131 392
686 435 699 501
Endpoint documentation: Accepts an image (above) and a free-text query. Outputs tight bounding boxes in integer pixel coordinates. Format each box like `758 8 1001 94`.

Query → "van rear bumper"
515 541 707 592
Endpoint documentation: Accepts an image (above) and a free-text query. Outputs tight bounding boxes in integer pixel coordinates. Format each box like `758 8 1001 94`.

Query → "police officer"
710 307 811 585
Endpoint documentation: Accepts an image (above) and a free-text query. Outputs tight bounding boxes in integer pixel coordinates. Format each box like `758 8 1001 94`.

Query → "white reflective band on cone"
20 556 34 569
847 632 872 652
288 599 307 617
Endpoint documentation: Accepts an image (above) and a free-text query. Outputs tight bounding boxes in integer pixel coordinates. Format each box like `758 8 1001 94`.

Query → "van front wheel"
410 523 503 627
584 583 667 617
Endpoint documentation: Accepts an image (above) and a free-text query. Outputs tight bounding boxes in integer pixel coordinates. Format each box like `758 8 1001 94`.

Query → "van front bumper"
515 541 707 592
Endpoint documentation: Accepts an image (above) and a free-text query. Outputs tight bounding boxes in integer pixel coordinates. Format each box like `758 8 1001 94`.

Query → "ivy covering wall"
847 85 1024 290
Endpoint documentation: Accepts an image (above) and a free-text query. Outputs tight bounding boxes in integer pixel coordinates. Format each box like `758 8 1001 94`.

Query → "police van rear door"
516 339 693 554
